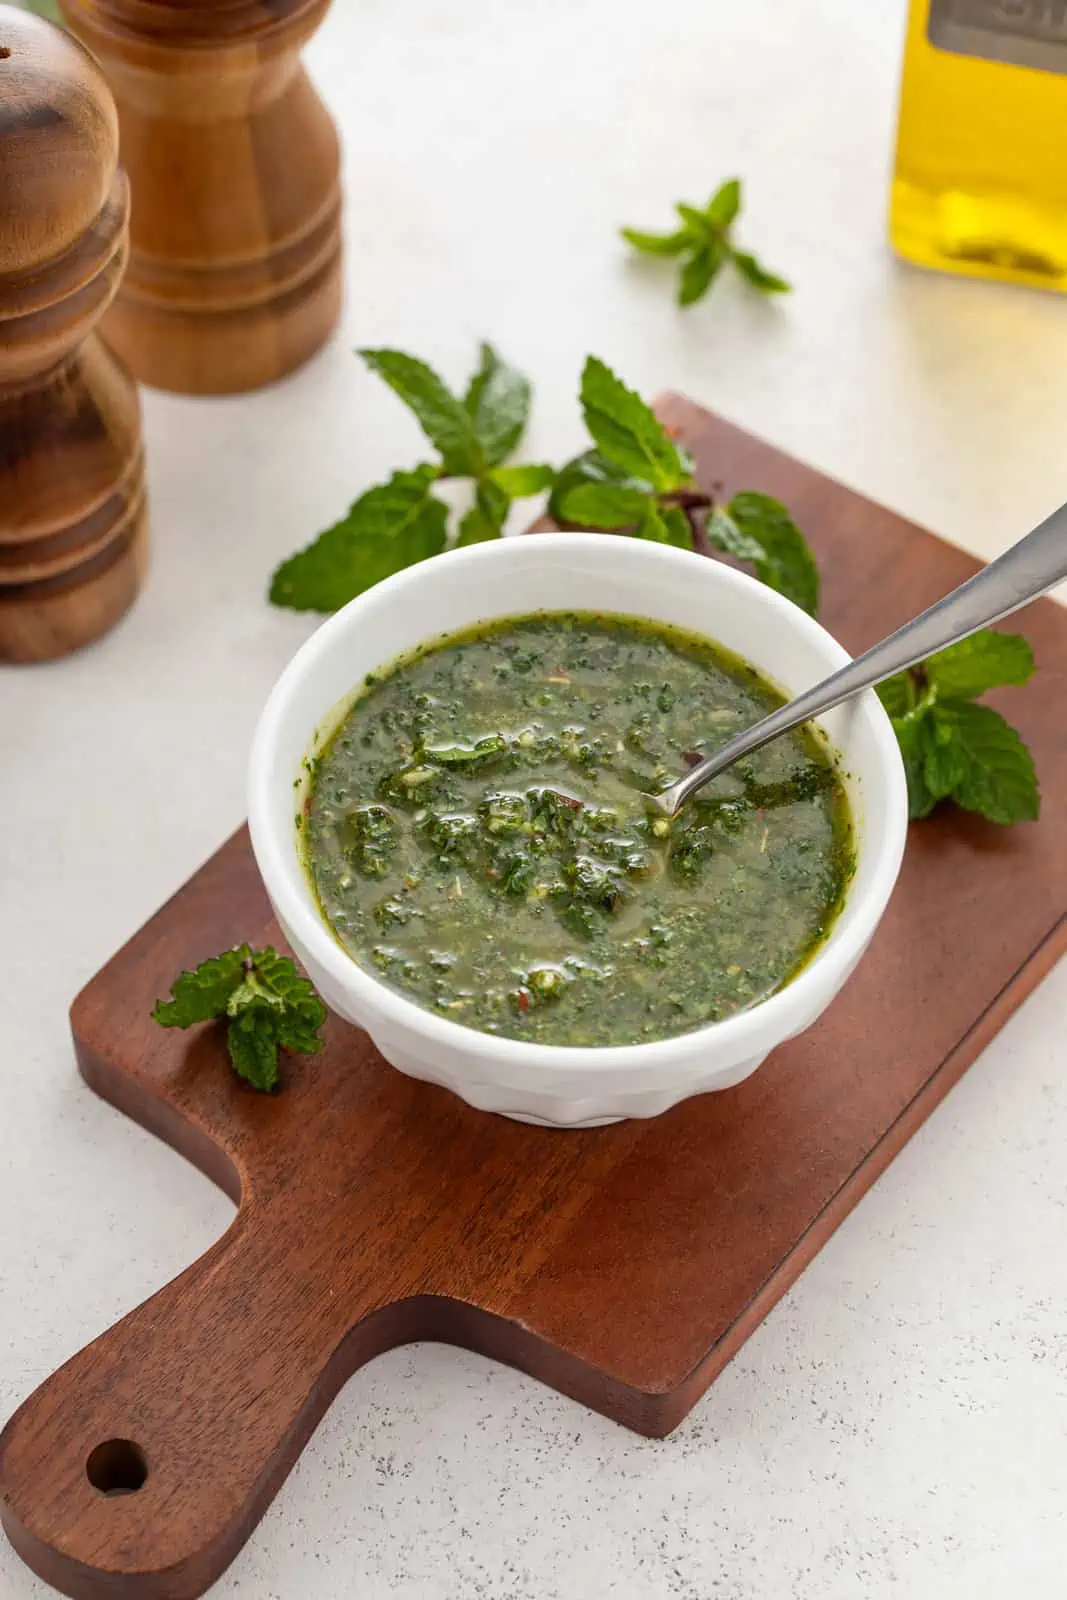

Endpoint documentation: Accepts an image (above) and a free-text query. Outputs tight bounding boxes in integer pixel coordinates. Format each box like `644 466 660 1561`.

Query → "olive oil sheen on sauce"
892 0 1067 289
304 613 854 1049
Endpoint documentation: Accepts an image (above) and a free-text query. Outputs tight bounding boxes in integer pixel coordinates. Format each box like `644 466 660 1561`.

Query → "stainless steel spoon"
648 498 1067 817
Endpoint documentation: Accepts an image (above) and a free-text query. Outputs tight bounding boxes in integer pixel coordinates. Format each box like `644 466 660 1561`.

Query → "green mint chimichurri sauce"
304 612 854 1048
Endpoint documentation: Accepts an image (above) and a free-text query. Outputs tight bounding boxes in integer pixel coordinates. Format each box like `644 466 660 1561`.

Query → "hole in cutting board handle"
86 1439 149 1498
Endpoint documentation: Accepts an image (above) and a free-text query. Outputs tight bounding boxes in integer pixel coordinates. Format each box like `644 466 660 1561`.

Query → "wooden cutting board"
2 399 1066 1600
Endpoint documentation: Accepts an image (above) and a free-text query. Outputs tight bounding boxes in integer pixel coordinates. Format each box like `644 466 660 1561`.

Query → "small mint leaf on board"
704 177 742 230
677 245 724 307
579 357 687 491
723 492 819 616
548 449 650 523
153 946 326 1093
463 343 532 467
151 945 250 1028
488 463 556 497
925 631 1035 699
620 226 694 256
360 349 483 476
929 701 1040 825
560 481 653 529
226 1005 282 1092
730 249 791 295
269 467 448 612
457 478 511 546
247 947 327 1040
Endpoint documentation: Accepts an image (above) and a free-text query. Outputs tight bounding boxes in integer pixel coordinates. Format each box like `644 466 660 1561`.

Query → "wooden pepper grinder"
0 5 147 664
60 0 344 395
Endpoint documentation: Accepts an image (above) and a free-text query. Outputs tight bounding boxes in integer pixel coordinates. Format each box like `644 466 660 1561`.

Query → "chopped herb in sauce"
304 613 854 1047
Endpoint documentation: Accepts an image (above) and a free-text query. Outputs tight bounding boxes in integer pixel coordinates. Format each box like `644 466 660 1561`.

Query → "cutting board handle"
0 1202 391 1600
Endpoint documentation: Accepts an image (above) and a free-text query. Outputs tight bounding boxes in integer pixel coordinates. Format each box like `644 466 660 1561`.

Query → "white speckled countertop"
3 1 1066 1594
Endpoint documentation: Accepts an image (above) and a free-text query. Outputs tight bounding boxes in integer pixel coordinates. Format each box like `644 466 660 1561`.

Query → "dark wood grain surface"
60 0 343 395
1 399 1064 1598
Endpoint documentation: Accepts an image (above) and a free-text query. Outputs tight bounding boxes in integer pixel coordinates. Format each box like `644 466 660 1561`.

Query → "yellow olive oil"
892 0 1067 289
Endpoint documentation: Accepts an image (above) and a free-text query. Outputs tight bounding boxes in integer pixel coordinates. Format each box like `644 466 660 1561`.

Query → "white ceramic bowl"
249 534 908 1127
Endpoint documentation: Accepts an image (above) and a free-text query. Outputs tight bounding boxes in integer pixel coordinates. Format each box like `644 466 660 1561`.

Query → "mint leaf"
925 631 1035 699
635 506 673 543
706 506 765 564
549 449 650 522
921 711 970 799
884 637 1039 825
661 505 693 549
731 249 791 295
226 1004 281 1092
705 177 742 230
245 947 326 1038
360 349 482 476
561 481 652 529
579 357 687 491
724 492 819 616
153 945 326 1093
876 674 915 721
152 945 249 1027
678 246 723 307
893 714 939 820
488 463 556 497
675 202 712 236
621 226 694 256
270 467 448 612
929 701 1040 825
457 479 510 546
463 343 531 467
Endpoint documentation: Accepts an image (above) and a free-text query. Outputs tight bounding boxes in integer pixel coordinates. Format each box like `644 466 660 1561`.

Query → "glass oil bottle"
892 1 1067 289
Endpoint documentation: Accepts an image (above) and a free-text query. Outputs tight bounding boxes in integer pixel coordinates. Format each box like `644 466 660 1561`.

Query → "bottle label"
929 0 1067 73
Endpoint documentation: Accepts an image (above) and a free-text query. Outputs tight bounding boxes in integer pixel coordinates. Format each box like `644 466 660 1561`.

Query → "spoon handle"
659 497 1067 815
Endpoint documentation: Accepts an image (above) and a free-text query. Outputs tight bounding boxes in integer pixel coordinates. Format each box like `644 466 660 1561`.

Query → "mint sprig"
877 632 1039 825
152 945 327 1092
551 357 819 615
272 347 817 615
622 178 790 307
270 345 554 613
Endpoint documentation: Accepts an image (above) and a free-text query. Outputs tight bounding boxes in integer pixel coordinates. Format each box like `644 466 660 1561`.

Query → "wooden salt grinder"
60 0 344 396
0 6 146 664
